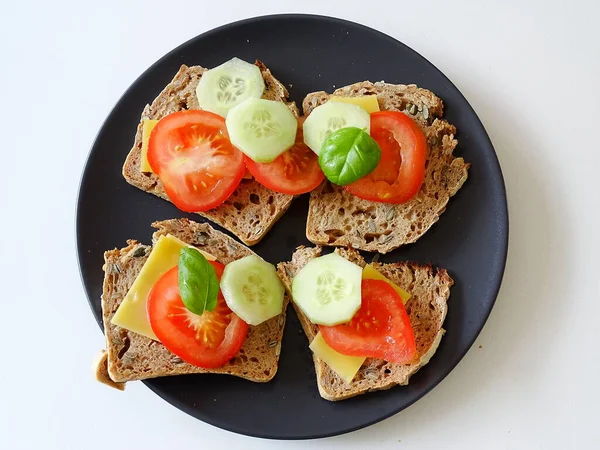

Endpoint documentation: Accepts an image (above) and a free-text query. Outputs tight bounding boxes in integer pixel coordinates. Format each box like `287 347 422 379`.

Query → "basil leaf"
178 247 220 315
318 127 381 186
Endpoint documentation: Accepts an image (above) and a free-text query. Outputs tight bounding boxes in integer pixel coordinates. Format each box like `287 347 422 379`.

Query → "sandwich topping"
110 234 216 340
302 100 371 154
141 57 428 212
318 126 381 186
220 255 286 326
344 111 427 204
292 253 362 326
148 260 249 369
320 279 416 364
195 57 265 117
145 248 285 368
244 119 325 195
146 109 245 212
110 231 285 370
177 247 220 315
290 253 417 382
226 97 298 163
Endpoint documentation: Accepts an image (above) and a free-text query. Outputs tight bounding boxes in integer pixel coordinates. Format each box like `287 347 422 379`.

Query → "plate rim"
76 13 509 440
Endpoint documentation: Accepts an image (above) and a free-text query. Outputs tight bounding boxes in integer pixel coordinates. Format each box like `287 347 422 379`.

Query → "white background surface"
1 0 598 448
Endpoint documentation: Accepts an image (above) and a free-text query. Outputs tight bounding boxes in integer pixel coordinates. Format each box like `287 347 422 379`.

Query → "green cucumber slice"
195 58 265 117
303 101 371 155
226 98 297 162
291 253 362 326
220 255 285 326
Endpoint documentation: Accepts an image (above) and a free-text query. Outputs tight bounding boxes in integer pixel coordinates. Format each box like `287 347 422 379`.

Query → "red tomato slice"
320 279 416 364
147 110 245 212
244 122 325 195
344 111 427 204
147 261 249 369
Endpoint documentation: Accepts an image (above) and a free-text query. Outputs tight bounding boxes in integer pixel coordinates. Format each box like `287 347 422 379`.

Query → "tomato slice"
244 122 325 195
147 110 245 212
147 261 249 368
320 279 416 364
344 111 427 204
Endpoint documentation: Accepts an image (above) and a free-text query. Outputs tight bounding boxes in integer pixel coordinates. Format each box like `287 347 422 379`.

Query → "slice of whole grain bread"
277 246 452 401
303 81 470 253
122 61 298 246
101 218 288 384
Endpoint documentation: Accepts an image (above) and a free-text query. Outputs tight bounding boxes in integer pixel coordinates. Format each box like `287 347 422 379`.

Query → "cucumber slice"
195 58 265 117
226 98 297 163
291 253 362 326
220 255 285 326
303 101 371 155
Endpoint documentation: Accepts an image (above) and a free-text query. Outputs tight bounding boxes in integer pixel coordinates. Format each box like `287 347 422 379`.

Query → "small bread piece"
101 218 288 384
277 246 453 401
122 61 297 246
303 81 470 253
93 350 125 391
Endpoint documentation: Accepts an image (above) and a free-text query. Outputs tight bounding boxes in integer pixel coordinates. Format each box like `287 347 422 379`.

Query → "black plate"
77 14 508 440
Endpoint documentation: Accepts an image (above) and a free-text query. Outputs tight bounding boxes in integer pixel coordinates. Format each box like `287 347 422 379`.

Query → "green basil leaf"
318 127 381 186
178 247 220 315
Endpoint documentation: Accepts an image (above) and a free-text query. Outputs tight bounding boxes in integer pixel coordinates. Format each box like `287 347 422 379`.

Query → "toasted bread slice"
122 61 297 246
101 219 288 384
303 81 470 253
277 246 453 401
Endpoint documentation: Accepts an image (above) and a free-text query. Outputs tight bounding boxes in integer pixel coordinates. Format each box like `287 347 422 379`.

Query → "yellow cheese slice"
111 234 215 340
329 95 380 113
140 119 159 173
362 264 411 304
309 332 366 383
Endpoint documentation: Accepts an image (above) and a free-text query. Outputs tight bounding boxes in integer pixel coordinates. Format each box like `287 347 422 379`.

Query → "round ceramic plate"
77 14 508 440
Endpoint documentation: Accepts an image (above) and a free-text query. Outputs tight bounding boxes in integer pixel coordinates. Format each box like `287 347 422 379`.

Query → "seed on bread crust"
132 247 146 258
